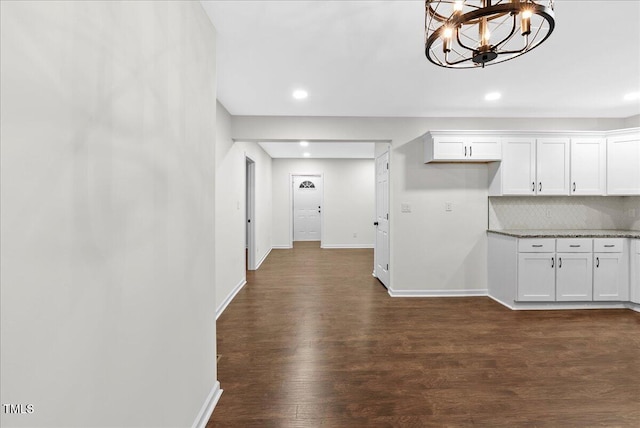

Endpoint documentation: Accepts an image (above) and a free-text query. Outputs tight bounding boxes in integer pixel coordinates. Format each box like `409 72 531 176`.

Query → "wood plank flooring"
209 241 640 427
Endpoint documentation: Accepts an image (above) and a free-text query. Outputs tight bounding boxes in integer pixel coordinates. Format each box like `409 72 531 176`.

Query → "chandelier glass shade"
425 0 555 68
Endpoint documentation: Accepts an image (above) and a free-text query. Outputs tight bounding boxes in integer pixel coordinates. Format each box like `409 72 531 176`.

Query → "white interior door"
293 175 322 242
374 151 390 288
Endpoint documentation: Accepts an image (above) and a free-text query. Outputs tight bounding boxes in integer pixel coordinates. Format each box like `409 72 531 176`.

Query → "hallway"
209 242 640 427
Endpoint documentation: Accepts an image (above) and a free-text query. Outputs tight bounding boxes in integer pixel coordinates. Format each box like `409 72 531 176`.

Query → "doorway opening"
290 174 323 247
246 157 256 271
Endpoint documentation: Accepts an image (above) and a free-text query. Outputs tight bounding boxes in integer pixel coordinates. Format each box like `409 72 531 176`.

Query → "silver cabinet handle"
604 244 615 248
569 245 581 248
532 244 543 247
596 257 599 268
532 182 535 192
551 257 554 268
464 146 467 157
470 146 472 157
539 182 542 192
573 182 576 192
559 257 562 268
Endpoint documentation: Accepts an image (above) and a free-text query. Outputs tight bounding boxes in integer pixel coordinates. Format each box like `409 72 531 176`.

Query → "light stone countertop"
487 229 640 239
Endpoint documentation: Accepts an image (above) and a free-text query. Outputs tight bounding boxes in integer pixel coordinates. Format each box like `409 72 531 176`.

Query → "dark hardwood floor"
209 241 640 427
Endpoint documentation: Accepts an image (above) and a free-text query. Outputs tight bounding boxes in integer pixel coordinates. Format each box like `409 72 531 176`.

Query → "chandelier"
425 0 555 68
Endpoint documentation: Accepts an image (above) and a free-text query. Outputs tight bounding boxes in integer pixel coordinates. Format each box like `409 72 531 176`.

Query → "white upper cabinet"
424 132 501 163
570 138 606 195
607 130 640 195
495 137 570 196
536 138 571 195
500 137 536 195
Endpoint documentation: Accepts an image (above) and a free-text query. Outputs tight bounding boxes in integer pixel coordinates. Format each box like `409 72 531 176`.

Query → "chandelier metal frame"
425 0 555 68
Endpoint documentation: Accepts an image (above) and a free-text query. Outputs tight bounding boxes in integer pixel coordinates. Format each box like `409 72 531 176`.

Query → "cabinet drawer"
518 239 555 253
593 239 625 253
556 238 592 253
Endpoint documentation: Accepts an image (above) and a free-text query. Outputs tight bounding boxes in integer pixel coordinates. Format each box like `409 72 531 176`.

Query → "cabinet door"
536 138 570 195
517 253 555 301
631 240 640 304
556 253 593 301
607 132 640 195
593 253 628 301
502 138 536 195
432 136 466 160
570 138 606 195
469 137 501 160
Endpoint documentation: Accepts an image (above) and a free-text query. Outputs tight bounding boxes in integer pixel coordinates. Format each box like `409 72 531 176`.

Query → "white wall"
272 158 375 248
215 103 273 315
231 115 628 294
1 2 218 427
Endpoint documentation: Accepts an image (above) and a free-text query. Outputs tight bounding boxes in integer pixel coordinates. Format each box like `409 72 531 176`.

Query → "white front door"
293 175 322 242
374 152 390 288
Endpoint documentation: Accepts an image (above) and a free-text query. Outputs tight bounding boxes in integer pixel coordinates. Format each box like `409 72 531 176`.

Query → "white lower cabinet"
593 252 629 301
517 253 556 301
556 253 593 301
512 237 630 303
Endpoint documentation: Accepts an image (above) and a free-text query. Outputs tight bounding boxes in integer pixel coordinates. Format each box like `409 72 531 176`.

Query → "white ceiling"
258 141 375 159
202 0 640 119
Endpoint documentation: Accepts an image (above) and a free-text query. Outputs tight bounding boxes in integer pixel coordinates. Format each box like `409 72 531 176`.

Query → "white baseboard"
272 245 292 249
255 247 272 269
216 279 247 320
192 381 223 428
488 294 634 311
388 288 488 297
321 244 374 249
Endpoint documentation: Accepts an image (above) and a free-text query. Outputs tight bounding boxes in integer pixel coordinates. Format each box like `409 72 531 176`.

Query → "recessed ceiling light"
624 91 640 101
303 152 310 157
292 89 308 100
300 141 309 147
485 92 501 101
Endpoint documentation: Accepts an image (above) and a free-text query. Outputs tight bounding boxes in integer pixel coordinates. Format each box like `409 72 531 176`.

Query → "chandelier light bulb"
521 9 533 35
453 1 464 12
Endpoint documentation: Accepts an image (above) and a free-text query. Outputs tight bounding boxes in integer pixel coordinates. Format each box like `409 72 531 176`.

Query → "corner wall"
1 2 218 426
215 103 273 316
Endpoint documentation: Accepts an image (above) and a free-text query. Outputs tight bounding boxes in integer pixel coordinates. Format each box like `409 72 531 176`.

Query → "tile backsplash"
489 196 640 230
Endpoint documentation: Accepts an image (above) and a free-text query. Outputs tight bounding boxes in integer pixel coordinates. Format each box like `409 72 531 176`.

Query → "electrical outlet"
401 203 412 213
445 202 453 212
